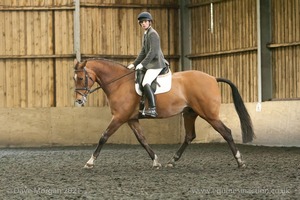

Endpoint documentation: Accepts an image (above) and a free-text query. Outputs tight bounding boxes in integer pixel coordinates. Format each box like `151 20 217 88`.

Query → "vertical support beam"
260 0 272 101
210 3 214 34
179 0 191 70
74 0 81 61
256 0 262 111
52 9 57 107
256 0 272 111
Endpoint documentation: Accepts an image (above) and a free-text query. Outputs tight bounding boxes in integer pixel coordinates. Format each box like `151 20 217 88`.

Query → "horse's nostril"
74 99 84 107
75 99 84 106
76 99 83 104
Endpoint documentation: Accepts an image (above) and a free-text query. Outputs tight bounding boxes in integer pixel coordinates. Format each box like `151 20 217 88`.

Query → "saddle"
135 66 172 95
136 66 169 92
135 66 172 117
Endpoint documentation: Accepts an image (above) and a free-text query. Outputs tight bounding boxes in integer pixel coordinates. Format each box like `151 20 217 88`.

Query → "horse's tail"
216 78 254 143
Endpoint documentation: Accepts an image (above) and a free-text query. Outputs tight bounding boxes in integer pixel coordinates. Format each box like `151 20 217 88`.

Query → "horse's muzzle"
74 96 87 107
74 99 84 107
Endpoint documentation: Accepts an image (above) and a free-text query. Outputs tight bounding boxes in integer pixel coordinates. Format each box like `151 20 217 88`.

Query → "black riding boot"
143 84 158 117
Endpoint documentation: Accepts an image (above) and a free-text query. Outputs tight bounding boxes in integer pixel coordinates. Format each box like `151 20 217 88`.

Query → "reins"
74 66 135 95
103 69 135 89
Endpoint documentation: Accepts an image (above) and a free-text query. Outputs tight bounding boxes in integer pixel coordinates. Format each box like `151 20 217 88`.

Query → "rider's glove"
136 63 143 70
127 63 134 70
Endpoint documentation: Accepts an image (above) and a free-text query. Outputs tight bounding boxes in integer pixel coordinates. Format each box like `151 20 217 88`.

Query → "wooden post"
74 0 81 61
180 0 191 70
256 0 262 111
260 0 272 101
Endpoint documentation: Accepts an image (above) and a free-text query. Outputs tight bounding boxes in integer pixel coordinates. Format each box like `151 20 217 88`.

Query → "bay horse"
73 58 254 169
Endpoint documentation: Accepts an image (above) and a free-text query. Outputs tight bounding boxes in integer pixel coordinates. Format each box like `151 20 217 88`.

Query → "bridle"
74 66 135 101
74 67 101 97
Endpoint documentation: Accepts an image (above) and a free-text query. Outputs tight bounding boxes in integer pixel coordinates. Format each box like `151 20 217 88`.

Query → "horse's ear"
78 60 87 69
74 59 79 70
75 60 87 69
74 59 78 65
82 60 87 66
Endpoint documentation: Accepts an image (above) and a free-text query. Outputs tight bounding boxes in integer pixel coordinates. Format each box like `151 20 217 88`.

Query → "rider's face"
139 20 150 30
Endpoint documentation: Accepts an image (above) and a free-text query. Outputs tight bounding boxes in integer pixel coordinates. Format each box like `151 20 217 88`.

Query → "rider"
127 11 169 118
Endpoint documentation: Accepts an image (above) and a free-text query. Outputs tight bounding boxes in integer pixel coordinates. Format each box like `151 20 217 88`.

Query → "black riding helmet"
138 12 153 23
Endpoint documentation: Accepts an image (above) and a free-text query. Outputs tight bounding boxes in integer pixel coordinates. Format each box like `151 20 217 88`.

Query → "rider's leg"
143 84 157 117
142 68 162 117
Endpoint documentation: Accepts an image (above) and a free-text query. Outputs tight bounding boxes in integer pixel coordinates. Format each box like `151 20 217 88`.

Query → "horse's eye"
74 74 83 81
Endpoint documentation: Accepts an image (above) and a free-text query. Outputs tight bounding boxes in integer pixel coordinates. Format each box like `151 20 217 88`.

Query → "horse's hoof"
153 163 162 169
165 163 175 168
238 163 246 168
83 163 94 169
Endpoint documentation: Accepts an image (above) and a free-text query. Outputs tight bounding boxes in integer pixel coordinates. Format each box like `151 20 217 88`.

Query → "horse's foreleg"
209 119 246 168
167 108 197 167
84 118 123 169
127 119 161 169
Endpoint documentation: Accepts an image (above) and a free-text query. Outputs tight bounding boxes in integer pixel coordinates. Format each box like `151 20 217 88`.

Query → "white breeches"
142 68 163 86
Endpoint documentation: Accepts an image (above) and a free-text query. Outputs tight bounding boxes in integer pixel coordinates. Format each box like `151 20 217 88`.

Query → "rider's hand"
127 64 134 70
136 63 143 70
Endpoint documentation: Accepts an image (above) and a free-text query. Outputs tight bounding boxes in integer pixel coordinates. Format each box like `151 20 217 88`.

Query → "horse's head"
73 59 98 107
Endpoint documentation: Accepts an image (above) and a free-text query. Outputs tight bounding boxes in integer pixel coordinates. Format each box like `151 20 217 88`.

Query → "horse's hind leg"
167 108 198 167
208 119 245 168
127 119 161 168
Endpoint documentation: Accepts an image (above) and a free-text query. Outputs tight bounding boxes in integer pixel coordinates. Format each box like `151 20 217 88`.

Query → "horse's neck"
91 60 121 77
91 60 133 92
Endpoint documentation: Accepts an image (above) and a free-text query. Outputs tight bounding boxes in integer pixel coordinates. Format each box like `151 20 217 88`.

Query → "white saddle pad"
135 70 172 96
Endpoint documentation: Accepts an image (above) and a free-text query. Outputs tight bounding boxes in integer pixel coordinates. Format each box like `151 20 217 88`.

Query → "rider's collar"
144 26 151 34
